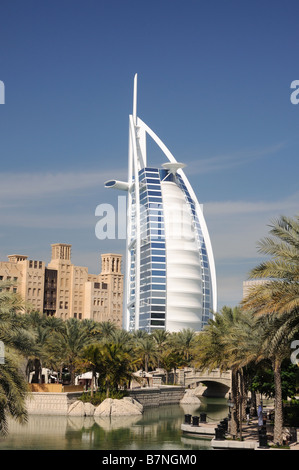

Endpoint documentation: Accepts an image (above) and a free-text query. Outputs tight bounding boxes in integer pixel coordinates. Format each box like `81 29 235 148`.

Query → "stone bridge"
177 368 231 398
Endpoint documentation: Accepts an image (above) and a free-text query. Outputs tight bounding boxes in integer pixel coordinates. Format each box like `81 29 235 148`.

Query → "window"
152 263 166 270
151 242 165 249
152 256 165 262
152 270 166 276
151 277 166 284
146 184 161 190
151 284 166 291
144 167 159 172
151 305 165 311
151 298 165 305
145 178 160 183
151 313 165 319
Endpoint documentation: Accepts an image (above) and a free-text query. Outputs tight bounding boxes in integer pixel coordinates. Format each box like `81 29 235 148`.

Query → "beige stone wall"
25 392 82 415
24 387 185 415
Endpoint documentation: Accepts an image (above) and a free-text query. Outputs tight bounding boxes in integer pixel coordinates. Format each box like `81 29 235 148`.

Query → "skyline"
0 1 299 310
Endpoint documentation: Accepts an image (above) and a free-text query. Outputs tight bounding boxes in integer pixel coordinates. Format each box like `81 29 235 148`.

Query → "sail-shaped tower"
105 74 217 333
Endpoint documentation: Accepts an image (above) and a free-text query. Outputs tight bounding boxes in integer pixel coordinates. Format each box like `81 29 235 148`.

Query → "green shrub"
79 389 129 406
283 399 299 426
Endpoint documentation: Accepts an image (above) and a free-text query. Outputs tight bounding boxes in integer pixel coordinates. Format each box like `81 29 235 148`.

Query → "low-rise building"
0 243 123 327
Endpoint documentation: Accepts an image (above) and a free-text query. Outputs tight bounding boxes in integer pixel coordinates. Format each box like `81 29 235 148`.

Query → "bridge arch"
179 368 231 398
190 379 230 398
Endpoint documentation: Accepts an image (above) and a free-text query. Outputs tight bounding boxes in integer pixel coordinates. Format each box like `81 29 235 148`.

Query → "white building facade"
105 75 217 333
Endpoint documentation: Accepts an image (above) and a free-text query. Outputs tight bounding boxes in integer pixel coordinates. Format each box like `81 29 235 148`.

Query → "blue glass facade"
127 167 214 332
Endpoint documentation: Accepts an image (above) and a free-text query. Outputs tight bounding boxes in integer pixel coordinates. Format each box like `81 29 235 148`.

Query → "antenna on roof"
133 73 137 125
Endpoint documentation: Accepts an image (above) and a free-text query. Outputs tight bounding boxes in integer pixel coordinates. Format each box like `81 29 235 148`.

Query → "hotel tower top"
105 74 217 333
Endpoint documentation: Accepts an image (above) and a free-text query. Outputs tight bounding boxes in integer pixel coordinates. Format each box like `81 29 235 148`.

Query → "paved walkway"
230 418 299 450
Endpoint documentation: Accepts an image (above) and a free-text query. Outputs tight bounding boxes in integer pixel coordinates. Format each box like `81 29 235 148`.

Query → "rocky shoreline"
25 385 187 415
67 389 199 416
68 397 143 417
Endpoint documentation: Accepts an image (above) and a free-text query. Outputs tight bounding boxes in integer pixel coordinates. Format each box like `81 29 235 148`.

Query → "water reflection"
0 397 228 450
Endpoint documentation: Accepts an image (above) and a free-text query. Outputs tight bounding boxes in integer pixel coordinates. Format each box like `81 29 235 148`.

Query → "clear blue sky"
0 0 298 309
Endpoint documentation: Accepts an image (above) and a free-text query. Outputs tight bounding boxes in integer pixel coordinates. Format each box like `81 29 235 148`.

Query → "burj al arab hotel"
105 74 217 333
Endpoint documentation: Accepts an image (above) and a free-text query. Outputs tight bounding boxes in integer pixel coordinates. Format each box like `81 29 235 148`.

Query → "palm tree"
109 329 133 348
0 281 29 435
135 335 158 373
0 351 29 436
254 313 299 445
223 309 266 437
193 307 246 437
46 317 94 385
97 342 137 397
99 321 117 340
159 348 180 384
242 214 299 444
242 214 299 316
172 329 197 365
79 343 102 397
151 329 169 368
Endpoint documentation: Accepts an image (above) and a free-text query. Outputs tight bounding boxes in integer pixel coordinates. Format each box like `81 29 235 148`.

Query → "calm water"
0 397 228 450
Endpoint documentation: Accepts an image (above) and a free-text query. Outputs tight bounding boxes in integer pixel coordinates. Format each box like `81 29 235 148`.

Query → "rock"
68 400 96 416
84 402 96 416
68 400 85 416
123 396 143 412
94 397 143 416
180 390 201 405
193 385 205 396
94 398 113 416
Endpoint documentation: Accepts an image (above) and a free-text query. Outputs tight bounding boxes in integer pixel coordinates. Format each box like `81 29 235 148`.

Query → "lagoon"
0 397 228 450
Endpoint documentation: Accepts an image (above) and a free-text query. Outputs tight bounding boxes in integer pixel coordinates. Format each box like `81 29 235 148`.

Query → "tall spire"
133 73 137 125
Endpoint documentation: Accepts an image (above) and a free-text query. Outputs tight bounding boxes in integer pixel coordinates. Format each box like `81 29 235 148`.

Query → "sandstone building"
0 243 123 327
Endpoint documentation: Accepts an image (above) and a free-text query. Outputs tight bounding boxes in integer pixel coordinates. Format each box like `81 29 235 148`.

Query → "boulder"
84 402 96 416
94 398 113 417
68 400 85 416
123 396 143 412
68 400 96 416
94 397 143 416
180 389 201 405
